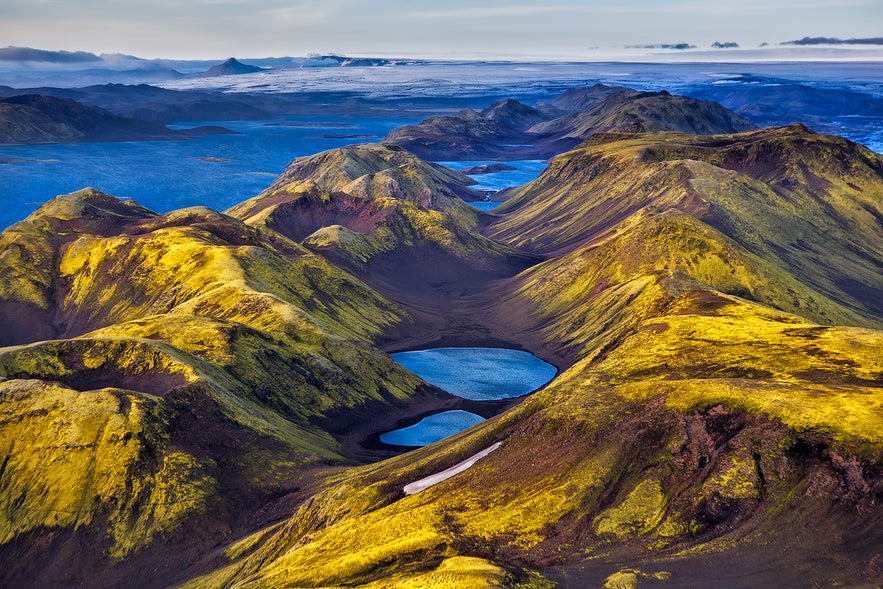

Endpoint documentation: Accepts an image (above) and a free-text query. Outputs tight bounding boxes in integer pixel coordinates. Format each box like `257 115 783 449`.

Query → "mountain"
687 80 883 131
1 114 883 586
172 125 883 588
226 143 535 348
0 187 457 586
528 90 754 142
490 125 883 327
0 94 233 144
381 97 555 159
382 90 753 160
199 58 263 77
0 83 273 123
541 83 632 113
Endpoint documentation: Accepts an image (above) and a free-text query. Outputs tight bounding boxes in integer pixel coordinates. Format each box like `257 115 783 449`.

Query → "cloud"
0 46 102 63
403 5 587 20
256 2 339 27
626 43 697 50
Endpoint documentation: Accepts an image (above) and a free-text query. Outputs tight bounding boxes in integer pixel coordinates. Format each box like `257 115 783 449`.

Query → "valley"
0 67 882 588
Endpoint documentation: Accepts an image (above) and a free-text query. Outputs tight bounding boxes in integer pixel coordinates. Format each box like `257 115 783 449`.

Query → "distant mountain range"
382 88 754 159
0 94 233 144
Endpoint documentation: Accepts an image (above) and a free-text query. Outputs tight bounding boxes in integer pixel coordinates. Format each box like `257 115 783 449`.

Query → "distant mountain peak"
199 57 263 77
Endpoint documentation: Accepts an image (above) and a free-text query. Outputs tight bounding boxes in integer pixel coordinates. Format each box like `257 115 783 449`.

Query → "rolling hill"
1 101 882 588
0 94 232 144
382 90 754 160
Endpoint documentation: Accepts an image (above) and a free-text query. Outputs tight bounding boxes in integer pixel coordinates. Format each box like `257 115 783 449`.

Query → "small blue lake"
380 347 557 447
380 410 485 447
391 347 557 401
438 160 547 212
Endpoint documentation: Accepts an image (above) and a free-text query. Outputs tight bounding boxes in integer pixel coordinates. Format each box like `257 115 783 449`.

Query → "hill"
199 58 263 77
490 125 883 327
0 94 232 144
382 90 753 160
226 143 535 348
1 116 882 587
173 125 883 588
0 188 456 586
381 97 555 159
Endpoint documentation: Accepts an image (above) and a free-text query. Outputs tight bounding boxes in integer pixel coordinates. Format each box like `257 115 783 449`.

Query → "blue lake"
380 410 486 447
440 160 547 213
391 347 557 401
381 347 557 446
0 115 422 228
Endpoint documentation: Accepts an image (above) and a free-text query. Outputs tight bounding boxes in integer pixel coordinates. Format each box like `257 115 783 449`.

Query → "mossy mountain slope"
0 188 448 587
183 262 883 589
490 125 883 328
2 118 883 588
226 144 534 346
174 126 883 589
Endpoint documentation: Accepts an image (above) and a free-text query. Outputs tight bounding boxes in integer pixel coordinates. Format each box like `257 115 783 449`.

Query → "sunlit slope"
0 189 439 585
176 127 883 588
495 208 872 364
490 126 883 327
183 292 883 588
227 143 522 270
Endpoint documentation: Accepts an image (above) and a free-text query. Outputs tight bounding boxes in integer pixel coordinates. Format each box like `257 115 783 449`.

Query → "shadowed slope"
0 95 230 144
381 98 554 160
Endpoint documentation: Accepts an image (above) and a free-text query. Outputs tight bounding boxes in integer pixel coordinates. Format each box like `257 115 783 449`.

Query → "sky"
0 0 881 60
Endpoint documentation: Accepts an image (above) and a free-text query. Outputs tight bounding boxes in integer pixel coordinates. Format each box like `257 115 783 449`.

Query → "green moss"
0 379 214 558
595 479 667 538
108 451 217 558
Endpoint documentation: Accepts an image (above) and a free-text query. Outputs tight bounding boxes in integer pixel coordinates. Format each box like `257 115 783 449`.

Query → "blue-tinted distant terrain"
1 60 881 228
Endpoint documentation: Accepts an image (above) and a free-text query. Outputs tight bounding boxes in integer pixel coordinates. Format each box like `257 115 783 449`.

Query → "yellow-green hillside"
0 189 446 587
490 126 883 327
2 121 883 588
226 143 525 274
178 291 883 588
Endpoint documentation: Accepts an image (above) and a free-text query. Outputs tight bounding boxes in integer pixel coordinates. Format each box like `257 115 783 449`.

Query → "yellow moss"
459 449 615 549
360 556 509 588
0 380 211 556
594 479 667 538
108 451 217 558
702 447 760 501
222 524 282 561
602 569 640 589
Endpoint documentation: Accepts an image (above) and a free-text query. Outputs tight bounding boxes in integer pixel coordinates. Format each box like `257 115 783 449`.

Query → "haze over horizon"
0 0 880 61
